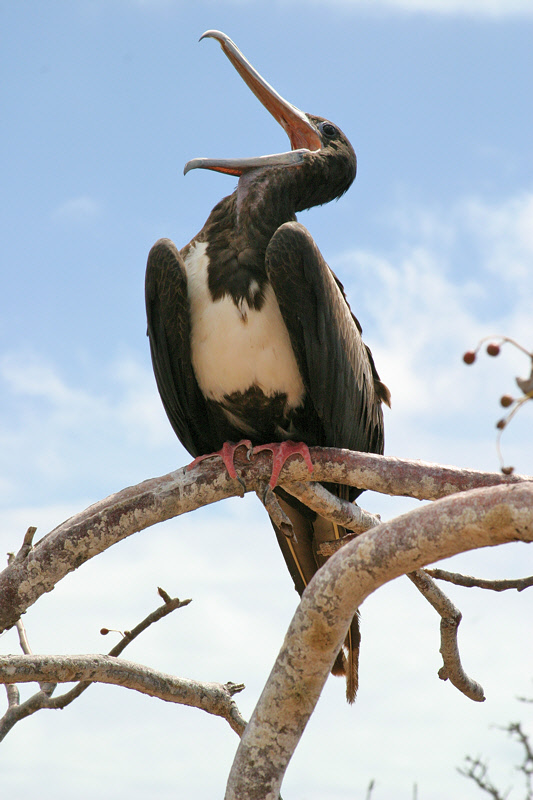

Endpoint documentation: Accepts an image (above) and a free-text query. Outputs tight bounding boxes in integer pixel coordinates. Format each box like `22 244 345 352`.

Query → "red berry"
500 395 514 408
496 419 506 430
501 466 515 475
487 343 500 356
100 628 109 635
463 351 476 364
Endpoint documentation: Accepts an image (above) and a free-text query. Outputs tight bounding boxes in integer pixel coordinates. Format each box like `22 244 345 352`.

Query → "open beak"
184 30 322 177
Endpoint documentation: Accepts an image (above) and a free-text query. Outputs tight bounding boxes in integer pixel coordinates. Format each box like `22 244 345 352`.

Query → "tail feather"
273 490 361 702
330 616 360 703
345 616 360 704
331 649 346 677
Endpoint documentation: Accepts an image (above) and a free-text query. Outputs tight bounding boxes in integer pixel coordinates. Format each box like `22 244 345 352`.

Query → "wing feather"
265 221 385 456
145 238 211 456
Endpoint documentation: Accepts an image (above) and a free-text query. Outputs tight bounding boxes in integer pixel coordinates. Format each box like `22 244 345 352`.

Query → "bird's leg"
187 440 253 488
253 441 314 489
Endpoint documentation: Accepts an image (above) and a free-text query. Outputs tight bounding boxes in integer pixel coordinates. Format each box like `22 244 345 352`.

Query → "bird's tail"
273 489 361 702
331 613 360 703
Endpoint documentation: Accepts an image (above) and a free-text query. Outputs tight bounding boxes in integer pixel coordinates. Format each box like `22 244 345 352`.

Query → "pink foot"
187 440 253 480
253 441 314 488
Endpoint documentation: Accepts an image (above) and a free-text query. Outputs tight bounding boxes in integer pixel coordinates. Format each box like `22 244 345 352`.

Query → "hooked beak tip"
199 29 225 44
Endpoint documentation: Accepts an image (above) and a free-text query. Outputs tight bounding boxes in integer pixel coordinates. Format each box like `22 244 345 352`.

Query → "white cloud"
0 350 181 505
0 351 168 443
333 190 533 470
462 192 533 282
123 0 533 16
308 0 533 16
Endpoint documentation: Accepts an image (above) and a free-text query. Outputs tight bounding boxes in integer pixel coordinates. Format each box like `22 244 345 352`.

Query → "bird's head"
184 31 356 212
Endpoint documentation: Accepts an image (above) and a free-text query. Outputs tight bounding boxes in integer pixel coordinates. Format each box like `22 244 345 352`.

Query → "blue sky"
1 2 532 798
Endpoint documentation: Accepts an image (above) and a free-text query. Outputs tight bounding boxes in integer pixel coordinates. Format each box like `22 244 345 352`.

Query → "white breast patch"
184 241 305 409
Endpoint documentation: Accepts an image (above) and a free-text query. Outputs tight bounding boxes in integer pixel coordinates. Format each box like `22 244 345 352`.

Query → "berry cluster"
463 336 533 475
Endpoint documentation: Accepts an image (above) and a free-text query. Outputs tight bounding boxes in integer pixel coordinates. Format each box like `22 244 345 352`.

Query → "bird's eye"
321 123 337 138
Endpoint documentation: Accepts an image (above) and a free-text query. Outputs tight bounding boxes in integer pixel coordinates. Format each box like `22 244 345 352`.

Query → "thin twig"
0 590 229 742
505 721 533 797
5 685 19 709
457 756 507 800
6 549 55 701
425 567 533 592
365 779 376 800
13 526 37 564
408 569 485 702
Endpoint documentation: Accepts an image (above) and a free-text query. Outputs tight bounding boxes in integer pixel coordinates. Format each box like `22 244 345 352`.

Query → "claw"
253 441 314 488
187 439 253 482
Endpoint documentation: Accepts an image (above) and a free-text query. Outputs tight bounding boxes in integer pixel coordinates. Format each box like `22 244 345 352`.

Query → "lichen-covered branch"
1 449 528 635
0 589 248 741
408 570 485 702
224 482 533 800
0 449 531 797
0 654 246 737
282 481 381 534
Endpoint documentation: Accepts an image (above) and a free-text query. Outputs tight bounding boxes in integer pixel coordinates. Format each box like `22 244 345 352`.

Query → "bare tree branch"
103 592 193 658
314 529 490 703
0 654 246 736
408 569 485 701
459 719 533 800
224 481 533 800
458 756 508 800
275 501 491 702
283 481 381 534
424 568 533 592
7 526 37 566
0 590 248 742
1 449 528 635
0 451 531 796
506 721 533 798
6 550 55 699
257 485 294 539
5 685 19 709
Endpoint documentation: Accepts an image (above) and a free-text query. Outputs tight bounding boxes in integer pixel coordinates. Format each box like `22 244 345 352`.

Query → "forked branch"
0 589 246 741
0 654 246 738
1 448 528 635
224 481 533 800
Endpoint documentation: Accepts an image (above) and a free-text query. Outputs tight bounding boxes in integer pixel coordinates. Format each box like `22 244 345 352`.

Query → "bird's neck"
235 166 299 242
193 169 300 309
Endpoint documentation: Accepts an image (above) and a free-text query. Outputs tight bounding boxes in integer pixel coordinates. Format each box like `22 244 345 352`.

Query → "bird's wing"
265 221 386 457
145 238 211 457
266 221 388 702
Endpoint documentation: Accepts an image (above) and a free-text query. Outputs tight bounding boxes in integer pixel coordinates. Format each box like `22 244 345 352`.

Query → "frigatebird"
145 30 390 702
